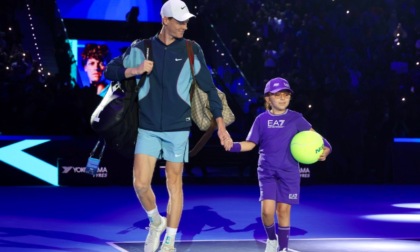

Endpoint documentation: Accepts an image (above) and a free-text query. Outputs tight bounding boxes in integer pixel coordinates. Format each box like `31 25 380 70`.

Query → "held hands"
217 126 233 151
215 117 233 151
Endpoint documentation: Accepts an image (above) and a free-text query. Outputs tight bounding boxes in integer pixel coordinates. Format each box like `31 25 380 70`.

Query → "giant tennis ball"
290 131 324 164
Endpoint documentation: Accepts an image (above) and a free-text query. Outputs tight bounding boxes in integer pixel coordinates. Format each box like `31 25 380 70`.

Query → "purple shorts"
257 167 300 204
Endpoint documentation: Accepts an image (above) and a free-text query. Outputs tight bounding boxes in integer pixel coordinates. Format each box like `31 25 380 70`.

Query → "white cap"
160 0 196 21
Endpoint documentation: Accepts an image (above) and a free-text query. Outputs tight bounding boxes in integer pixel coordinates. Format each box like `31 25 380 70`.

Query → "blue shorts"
135 129 189 163
257 167 300 204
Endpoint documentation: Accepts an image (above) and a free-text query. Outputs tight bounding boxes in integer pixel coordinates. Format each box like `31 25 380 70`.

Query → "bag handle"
186 39 217 158
134 39 152 93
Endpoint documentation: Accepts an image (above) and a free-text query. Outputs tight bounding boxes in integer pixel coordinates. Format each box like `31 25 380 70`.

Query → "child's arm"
228 141 256 152
309 128 332 161
319 137 332 161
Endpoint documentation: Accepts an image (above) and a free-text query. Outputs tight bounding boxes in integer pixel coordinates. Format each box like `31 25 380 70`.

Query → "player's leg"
134 130 166 252
133 153 158 211
160 161 184 249
165 161 184 228
159 131 189 251
134 153 167 252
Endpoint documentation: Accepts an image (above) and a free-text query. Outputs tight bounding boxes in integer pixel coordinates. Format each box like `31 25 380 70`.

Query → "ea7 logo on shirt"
267 119 285 128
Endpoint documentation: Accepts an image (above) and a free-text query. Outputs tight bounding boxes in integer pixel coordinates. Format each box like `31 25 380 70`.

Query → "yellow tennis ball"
290 131 324 164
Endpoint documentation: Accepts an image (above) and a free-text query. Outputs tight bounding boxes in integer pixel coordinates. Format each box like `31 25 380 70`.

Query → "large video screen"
68 39 130 93
56 0 163 22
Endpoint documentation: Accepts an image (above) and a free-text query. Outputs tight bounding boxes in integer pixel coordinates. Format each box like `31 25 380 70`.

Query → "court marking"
107 239 301 252
107 237 420 252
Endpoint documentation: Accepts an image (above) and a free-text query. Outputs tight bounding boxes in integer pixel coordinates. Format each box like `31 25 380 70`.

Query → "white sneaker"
279 249 288 252
265 238 278 252
144 216 167 252
159 244 176 252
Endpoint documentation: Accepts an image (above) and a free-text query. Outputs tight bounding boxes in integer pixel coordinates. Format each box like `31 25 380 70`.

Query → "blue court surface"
1 184 420 251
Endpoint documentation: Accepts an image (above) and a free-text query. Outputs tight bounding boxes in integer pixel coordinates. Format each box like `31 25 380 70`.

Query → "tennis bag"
186 40 235 131
90 39 151 157
90 77 139 157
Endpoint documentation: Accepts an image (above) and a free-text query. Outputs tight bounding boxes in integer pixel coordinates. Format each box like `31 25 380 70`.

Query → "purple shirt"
246 109 311 171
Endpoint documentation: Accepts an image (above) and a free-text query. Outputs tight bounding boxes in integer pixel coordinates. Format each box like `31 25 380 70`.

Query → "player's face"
166 17 189 39
84 58 105 83
266 91 291 114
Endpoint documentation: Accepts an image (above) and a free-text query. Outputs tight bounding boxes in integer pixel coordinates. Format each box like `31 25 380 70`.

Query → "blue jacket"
104 35 223 132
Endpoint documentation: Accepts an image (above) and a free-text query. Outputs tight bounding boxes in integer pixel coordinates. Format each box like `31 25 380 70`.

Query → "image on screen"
68 39 130 94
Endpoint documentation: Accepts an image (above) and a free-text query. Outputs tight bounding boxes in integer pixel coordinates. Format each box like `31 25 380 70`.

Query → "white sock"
146 208 161 225
162 227 177 247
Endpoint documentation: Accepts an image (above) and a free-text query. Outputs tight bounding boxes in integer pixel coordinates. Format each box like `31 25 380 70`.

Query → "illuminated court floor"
0 185 420 251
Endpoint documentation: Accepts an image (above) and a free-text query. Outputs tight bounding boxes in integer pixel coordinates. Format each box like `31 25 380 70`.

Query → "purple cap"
264 77 293 94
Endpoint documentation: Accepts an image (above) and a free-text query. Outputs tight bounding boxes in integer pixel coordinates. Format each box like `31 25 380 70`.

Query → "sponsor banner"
0 136 133 186
58 156 112 186
58 140 133 186
299 162 325 185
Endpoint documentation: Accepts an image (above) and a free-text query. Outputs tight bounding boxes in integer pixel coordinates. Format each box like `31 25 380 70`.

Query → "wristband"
323 138 332 152
230 142 241 152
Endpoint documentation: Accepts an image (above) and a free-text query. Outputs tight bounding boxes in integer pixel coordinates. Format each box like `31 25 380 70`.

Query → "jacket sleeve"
104 40 146 81
192 42 223 119
104 55 126 81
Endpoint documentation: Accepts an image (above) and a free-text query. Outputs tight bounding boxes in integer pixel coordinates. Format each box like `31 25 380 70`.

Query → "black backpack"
89 39 151 159
90 77 139 157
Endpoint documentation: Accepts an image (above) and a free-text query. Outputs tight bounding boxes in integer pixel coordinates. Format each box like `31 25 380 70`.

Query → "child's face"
265 91 291 114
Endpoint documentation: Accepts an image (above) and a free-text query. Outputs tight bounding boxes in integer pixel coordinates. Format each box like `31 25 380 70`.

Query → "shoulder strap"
134 39 152 93
186 39 194 74
144 38 153 61
186 39 196 101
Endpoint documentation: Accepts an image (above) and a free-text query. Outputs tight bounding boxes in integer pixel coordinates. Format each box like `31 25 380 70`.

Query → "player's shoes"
279 248 288 252
159 244 176 252
144 216 167 252
264 237 279 252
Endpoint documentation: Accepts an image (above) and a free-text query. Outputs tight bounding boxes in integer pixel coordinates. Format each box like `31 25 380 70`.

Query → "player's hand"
133 60 153 76
215 117 233 151
218 129 233 151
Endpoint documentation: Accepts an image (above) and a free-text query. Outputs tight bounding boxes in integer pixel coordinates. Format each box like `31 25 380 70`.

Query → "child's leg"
261 199 277 240
258 169 279 241
276 203 291 250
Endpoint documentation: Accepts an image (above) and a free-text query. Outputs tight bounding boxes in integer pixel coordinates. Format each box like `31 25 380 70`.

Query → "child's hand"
318 147 331 161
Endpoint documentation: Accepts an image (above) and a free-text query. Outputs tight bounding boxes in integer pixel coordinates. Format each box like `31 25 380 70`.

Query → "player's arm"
227 141 256 152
